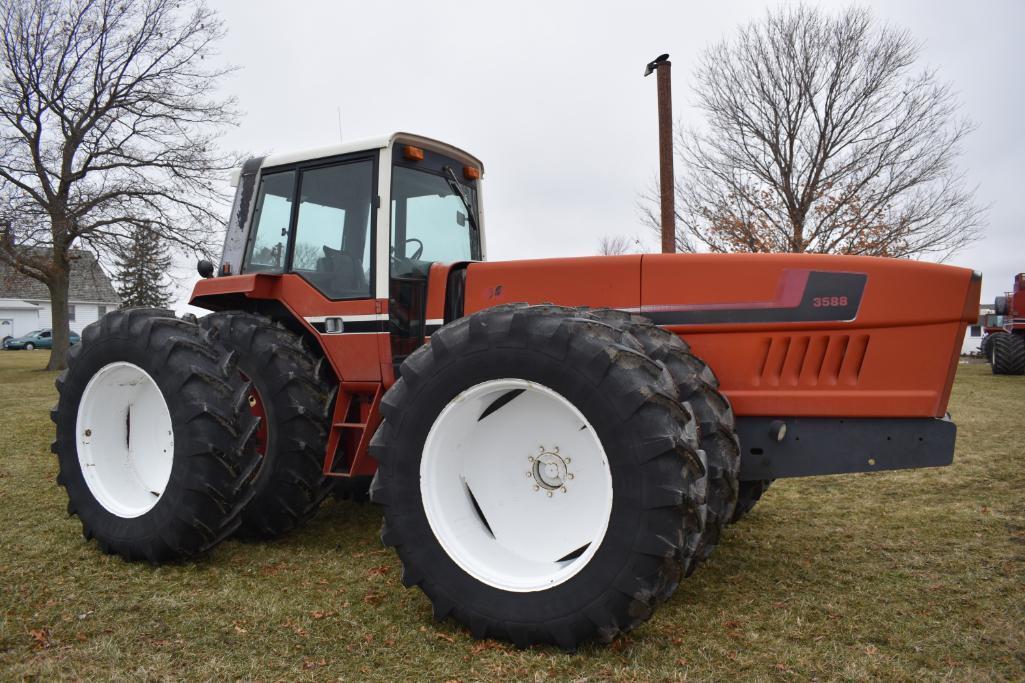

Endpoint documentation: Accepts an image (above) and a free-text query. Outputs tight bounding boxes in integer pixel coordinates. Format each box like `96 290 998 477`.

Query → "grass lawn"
1 349 1023 680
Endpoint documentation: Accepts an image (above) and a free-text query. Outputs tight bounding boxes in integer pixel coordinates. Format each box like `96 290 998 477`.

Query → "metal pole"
645 54 676 254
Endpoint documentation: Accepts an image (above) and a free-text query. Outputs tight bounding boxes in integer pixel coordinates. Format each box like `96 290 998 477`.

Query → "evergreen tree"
115 225 174 309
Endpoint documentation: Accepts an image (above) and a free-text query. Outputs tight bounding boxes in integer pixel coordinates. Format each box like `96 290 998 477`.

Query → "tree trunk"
46 266 71 371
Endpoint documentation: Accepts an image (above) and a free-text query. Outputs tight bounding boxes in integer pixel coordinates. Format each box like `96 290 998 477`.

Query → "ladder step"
334 422 368 429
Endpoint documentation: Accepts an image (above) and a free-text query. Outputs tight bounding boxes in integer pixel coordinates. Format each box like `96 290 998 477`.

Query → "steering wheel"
397 238 423 261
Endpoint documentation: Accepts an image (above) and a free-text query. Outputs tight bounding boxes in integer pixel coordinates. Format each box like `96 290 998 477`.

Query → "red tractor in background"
52 133 981 649
982 273 1025 374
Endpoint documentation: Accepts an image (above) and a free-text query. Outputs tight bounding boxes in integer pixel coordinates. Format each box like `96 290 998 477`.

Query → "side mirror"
197 259 215 278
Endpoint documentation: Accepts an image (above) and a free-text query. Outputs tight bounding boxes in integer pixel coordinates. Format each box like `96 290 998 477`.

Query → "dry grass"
1 350 1022 681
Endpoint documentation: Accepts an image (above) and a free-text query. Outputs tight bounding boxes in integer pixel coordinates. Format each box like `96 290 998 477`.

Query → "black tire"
333 475 373 503
51 308 260 563
731 480 772 523
369 304 707 650
991 332 1025 375
200 311 333 540
583 309 739 566
980 333 999 360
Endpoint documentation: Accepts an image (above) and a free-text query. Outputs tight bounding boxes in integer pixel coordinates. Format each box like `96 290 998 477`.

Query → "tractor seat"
313 245 369 298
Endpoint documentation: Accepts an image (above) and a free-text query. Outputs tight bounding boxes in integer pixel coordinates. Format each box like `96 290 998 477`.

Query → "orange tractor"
52 133 981 649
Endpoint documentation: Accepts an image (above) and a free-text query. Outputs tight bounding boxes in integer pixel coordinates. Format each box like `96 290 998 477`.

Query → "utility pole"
644 54 675 254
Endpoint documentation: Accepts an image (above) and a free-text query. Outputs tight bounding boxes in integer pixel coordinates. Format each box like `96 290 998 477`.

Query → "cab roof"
257 132 483 172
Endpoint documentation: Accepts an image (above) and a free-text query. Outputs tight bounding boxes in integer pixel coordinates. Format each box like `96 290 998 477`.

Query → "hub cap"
420 379 613 592
75 362 174 518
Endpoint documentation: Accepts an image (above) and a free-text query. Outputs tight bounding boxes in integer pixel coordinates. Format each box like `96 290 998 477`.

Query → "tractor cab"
203 132 485 373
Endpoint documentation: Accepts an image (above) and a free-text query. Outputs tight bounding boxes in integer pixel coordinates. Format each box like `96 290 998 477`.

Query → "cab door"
386 150 481 369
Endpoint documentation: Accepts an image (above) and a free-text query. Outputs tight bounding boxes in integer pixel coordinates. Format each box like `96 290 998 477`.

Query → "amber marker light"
403 145 424 161
463 166 481 180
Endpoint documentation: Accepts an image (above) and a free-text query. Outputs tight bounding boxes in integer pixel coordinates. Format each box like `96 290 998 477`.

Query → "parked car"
2 329 81 350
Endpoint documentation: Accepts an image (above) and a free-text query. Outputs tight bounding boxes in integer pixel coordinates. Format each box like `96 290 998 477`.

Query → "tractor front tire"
51 308 260 563
370 304 707 649
731 480 772 523
991 332 1025 375
200 312 333 540
980 332 1000 361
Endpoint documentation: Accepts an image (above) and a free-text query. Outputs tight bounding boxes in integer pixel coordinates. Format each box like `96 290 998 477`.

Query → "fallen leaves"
310 610 336 620
363 590 386 606
29 627 51 649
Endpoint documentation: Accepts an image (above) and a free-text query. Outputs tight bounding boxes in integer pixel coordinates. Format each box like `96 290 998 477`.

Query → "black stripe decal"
644 271 866 326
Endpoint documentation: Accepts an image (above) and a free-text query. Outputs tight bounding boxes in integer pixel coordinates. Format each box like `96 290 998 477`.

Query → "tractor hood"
462 253 980 420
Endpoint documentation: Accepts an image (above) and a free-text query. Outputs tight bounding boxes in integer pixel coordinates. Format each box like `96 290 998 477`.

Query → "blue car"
2 329 81 350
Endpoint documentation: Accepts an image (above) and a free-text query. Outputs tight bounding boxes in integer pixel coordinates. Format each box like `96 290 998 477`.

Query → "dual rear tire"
53 309 334 562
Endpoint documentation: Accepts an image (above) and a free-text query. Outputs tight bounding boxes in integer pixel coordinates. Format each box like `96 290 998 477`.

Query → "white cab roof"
258 132 482 171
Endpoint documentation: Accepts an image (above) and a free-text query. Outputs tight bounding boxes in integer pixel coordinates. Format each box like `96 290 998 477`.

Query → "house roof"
0 298 41 310
0 250 121 304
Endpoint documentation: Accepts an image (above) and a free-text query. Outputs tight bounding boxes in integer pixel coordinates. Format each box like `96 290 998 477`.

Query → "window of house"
68 305 76 322
98 305 107 317
970 325 981 337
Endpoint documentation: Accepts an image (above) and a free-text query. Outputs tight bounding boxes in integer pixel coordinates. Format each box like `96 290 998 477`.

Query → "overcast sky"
177 0 1024 307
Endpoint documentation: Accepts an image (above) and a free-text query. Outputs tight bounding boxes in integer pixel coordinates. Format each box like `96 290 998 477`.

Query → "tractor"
982 273 1025 374
52 133 982 650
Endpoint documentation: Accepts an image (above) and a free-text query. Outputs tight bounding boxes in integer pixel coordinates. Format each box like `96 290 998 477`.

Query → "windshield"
390 165 479 271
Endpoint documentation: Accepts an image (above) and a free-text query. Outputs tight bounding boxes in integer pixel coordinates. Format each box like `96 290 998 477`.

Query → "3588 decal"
812 295 849 308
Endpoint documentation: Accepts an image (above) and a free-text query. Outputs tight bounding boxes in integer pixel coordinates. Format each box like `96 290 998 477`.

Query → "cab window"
390 165 478 276
291 160 374 300
245 171 295 273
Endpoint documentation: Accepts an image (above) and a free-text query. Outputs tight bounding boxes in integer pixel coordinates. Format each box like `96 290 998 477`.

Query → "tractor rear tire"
370 304 707 649
200 312 334 540
51 308 260 563
731 480 772 523
583 309 739 566
991 332 1025 375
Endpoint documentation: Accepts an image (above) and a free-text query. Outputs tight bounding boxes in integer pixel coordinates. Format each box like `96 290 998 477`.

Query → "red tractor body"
192 130 979 483
981 272 1025 373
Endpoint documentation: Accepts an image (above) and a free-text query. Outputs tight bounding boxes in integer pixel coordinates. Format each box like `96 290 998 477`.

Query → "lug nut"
564 458 571 464
560 486 567 493
546 491 553 497
527 456 535 463
567 473 574 480
533 485 539 491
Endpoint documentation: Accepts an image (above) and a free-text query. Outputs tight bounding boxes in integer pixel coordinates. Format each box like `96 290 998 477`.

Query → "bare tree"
597 234 643 256
0 0 239 369
642 5 984 260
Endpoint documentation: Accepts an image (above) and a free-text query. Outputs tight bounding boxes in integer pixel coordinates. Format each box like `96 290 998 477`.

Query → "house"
0 250 121 342
962 303 996 355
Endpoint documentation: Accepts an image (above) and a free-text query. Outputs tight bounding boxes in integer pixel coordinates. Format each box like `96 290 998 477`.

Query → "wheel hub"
528 448 573 494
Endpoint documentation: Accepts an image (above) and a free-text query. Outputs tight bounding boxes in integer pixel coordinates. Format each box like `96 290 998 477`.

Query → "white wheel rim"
420 379 613 592
75 362 174 518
